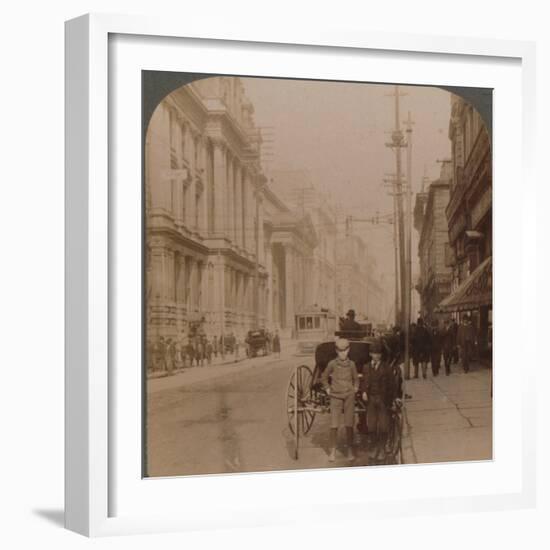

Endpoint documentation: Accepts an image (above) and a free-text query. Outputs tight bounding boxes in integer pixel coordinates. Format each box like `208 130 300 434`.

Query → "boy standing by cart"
322 337 359 462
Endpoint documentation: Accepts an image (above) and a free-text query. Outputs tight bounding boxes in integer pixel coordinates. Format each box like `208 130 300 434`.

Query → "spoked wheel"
286 365 316 459
384 409 404 465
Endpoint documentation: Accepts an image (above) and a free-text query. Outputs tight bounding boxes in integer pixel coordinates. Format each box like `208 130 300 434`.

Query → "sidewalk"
401 362 493 465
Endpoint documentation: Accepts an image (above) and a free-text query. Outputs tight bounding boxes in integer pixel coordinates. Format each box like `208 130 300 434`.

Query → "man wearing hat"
362 337 397 461
340 309 362 332
321 337 359 462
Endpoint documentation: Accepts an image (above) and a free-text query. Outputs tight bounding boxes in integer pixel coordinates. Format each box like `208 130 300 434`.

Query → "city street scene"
144 75 492 477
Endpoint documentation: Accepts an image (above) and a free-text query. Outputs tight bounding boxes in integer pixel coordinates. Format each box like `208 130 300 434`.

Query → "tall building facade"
269 169 337 313
413 161 453 322
145 77 319 344
146 77 264 342
443 94 492 354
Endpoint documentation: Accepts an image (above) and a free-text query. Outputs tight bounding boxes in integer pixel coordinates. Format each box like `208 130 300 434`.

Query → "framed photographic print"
65 13 536 537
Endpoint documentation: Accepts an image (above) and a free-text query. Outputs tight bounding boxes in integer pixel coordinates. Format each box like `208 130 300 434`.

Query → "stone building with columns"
146 77 270 343
268 169 337 314
145 76 321 345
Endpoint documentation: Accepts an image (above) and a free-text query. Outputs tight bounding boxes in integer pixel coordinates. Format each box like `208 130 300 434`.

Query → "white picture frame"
65 13 537 537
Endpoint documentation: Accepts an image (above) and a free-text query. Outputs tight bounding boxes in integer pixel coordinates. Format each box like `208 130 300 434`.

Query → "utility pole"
385 86 407 329
403 111 415 379
383 174 401 327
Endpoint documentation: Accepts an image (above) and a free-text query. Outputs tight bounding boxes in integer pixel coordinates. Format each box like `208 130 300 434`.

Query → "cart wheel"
286 365 316 459
384 410 404 465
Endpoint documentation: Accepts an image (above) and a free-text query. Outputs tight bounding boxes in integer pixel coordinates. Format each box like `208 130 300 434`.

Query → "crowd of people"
321 313 480 463
384 314 479 378
147 330 281 376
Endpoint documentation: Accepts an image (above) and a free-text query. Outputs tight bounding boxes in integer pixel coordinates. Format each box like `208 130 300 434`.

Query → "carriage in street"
245 329 271 358
285 328 404 464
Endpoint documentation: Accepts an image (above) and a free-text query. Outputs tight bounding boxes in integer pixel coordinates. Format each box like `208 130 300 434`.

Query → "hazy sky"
242 77 452 315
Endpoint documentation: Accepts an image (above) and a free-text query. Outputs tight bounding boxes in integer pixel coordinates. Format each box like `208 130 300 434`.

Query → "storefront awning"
436 256 492 313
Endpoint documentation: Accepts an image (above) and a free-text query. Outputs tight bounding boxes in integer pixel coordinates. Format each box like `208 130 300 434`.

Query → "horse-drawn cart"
285 333 404 464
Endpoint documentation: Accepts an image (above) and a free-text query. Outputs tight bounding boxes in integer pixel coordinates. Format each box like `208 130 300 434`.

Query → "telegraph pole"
382 174 400 326
385 86 407 329
392 191 400 327
403 111 415 379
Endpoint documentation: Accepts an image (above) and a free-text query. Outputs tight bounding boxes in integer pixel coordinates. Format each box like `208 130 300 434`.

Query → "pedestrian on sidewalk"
273 330 281 358
410 322 419 378
457 315 476 373
151 336 165 373
174 339 183 371
442 319 455 375
450 318 459 365
430 320 443 376
180 338 191 368
206 338 213 366
415 318 431 379
166 338 176 375
234 337 240 363
212 335 218 359
362 338 397 462
186 340 196 368
322 338 359 462
196 336 205 367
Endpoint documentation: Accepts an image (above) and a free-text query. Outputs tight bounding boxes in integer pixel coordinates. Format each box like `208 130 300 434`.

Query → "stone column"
186 256 196 313
199 138 208 235
148 240 164 303
258 195 265 265
244 169 254 255
187 132 197 231
175 253 185 305
212 140 226 236
242 168 248 252
243 273 250 326
213 256 225 337
197 261 204 313
284 244 295 331
226 153 234 243
266 243 274 328
234 162 243 248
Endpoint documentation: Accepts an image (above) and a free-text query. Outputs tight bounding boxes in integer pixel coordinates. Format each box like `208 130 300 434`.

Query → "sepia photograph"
143 73 492 477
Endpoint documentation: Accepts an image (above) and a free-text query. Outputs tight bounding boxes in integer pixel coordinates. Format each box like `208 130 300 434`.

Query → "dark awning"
436 256 492 313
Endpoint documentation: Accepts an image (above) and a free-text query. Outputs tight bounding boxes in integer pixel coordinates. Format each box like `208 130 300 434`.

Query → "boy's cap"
335 338 350 351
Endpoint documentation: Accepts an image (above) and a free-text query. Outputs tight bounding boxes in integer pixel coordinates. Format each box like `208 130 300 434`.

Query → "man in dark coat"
457 315 476 373
410 322 419 377
442 319 455 375
450 319 459 364
415 318 431 379
430 320 443 376
362 338 398 461
212 335 218 359
272 330 281 357
187 338 195 367
340 309 362 333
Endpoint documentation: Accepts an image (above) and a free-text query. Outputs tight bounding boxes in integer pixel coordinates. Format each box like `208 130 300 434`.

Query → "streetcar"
294 306 337 356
